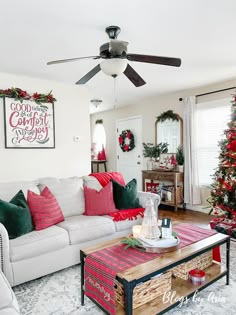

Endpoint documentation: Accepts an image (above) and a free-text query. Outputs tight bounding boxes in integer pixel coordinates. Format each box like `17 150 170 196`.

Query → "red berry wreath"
118 129 135 152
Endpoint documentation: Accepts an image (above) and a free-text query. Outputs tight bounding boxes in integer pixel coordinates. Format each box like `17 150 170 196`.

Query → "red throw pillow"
27 186 64 230
84 181 117 216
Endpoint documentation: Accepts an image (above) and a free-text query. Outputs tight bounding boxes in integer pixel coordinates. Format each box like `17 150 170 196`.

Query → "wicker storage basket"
115 271 172 309
171 250 213 280
169 186 183 204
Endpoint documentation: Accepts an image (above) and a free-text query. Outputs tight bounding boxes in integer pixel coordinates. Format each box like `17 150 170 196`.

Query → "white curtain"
183 96 201 205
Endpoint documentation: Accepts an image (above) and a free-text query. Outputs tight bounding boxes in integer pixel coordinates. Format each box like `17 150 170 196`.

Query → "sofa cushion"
82 175 103 191
57 215 116 245
0 180 40 202
27 187 64 230
38 177 85 217
111 178 141 210
0 190 33 239
0 271 20 314
9 225 69 262
84 182 117 216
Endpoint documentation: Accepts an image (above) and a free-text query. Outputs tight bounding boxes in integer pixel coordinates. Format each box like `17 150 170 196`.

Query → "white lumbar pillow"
38 177 85 217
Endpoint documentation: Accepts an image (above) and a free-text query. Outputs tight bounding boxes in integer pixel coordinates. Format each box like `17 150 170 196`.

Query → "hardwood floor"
158 207 212 229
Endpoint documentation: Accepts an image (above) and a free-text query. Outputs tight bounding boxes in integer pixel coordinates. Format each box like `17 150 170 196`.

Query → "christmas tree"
209 93 236 238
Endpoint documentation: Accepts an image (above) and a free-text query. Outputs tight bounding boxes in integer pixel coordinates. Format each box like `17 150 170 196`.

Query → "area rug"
14 241 236 315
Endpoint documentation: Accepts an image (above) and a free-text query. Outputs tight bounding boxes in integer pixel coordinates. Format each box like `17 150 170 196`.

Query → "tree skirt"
14 241 236 315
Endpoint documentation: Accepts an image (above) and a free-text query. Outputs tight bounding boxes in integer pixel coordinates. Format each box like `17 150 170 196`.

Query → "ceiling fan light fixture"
100 58 128 77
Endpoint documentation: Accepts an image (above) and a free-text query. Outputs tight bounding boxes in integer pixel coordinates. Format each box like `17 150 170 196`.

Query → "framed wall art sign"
3 98 55 148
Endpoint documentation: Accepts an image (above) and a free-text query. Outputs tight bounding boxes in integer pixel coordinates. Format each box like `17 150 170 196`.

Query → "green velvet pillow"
111 178 141 210
0 190 33 239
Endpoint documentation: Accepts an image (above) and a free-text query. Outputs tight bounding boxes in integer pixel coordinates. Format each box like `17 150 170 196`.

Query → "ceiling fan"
47 26 181 87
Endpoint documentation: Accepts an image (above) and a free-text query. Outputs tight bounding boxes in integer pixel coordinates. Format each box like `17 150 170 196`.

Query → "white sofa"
0 270 20 314
0 175 160 287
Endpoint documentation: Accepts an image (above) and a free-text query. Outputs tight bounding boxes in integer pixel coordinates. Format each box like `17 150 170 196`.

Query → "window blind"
196 98 231 185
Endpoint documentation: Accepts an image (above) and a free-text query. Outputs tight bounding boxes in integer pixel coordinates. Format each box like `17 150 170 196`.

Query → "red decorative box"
145 182 159 194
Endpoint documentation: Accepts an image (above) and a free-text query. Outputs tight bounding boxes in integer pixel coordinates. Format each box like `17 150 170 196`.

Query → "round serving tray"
135 237 180 254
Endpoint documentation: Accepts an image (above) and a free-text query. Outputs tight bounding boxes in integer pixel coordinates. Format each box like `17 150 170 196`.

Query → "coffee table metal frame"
80 234 230 315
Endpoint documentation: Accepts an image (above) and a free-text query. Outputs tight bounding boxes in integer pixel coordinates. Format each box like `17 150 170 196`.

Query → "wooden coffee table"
80 233 230 315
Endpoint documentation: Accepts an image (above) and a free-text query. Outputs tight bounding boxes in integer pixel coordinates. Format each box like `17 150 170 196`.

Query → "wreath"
118 129 135 152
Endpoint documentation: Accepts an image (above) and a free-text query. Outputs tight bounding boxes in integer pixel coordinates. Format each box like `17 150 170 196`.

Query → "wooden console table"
142 170 184 211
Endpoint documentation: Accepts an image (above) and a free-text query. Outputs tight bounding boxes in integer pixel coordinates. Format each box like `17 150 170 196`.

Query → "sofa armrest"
137 191 160 216
0 223 13 286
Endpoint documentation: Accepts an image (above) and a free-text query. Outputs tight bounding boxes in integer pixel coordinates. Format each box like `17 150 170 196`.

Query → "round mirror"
155 112 183 153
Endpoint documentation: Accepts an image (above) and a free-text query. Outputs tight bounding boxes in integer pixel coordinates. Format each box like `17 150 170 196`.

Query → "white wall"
0 72 91 182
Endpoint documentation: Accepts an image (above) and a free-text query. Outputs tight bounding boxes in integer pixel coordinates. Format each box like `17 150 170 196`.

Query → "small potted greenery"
176 145 184 172
143 142 169 169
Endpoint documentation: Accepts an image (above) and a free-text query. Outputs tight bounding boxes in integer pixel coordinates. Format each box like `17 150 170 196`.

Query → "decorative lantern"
141 198 160 239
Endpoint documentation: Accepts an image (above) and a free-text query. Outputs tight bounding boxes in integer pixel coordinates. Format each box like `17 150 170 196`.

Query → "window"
196 98 231 185
92 120 106 156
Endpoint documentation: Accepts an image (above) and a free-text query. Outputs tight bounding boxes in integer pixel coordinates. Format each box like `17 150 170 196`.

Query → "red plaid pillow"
27 186 64 230
84 181 117 216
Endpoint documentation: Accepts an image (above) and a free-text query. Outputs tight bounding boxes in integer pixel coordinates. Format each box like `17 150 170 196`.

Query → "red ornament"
124 145 129 151
226 140 236 151
228 132 236 140
119 136 123 144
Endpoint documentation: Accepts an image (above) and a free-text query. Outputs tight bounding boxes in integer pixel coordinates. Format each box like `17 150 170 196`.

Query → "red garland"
218 178 233 191
218 204 236 218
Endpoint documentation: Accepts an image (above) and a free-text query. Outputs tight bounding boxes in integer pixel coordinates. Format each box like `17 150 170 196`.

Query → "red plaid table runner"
84 224 218 314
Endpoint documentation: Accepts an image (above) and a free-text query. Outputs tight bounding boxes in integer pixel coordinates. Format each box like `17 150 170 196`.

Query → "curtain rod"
179 86 236 101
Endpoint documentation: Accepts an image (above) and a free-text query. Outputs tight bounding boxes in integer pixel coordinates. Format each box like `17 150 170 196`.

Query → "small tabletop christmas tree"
208 92 236 238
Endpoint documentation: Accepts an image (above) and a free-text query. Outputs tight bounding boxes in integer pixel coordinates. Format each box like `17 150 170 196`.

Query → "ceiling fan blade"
127 54 181 67
47 56 100 65
76 64 101 85
123 64 146 87
109 39 129 55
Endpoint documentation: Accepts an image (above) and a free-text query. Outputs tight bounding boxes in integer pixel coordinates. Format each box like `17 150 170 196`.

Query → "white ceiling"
1 0 236 113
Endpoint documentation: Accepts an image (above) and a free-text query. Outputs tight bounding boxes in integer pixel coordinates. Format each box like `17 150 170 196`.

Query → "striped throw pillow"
84 181 117 216
27 186 64 230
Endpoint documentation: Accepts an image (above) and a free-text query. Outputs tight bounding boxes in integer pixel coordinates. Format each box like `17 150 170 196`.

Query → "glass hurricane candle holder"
141 198 160 239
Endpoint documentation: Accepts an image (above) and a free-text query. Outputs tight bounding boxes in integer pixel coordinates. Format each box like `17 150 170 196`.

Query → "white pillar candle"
132 225 142 238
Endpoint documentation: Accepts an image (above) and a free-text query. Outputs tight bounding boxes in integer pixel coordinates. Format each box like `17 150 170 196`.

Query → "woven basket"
169 186 183 204
171 250 213 280
115 271 172 309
